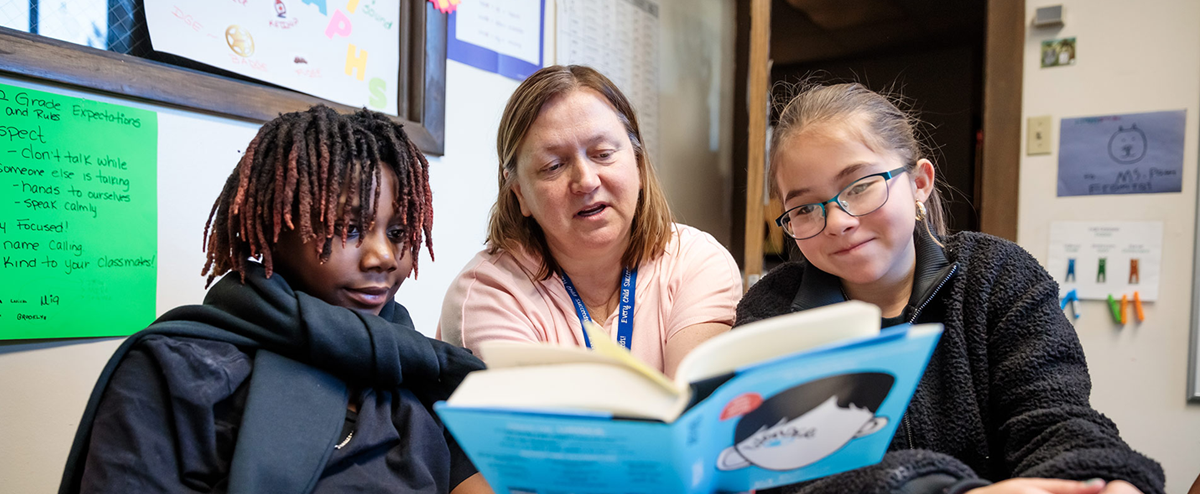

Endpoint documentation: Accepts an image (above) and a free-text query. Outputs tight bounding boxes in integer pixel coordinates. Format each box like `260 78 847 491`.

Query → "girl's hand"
967 478 1107 494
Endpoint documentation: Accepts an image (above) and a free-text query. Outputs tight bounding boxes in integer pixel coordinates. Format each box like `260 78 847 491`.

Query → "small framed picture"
1041 37 1077 68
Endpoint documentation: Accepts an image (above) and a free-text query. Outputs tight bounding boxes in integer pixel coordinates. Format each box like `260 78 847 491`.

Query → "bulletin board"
0 0 447 154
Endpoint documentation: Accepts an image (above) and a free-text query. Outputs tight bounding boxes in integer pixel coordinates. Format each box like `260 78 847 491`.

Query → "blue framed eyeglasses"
775 166 909 240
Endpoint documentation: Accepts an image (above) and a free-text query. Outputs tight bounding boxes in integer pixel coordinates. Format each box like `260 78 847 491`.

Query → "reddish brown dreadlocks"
201 105 434 287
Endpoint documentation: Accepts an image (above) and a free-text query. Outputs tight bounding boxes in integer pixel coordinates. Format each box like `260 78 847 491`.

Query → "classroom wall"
0 2 737 491
657 0 736 246
1017 1 1200 492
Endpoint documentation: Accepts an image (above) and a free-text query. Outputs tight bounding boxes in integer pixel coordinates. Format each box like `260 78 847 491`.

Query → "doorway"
732 0 996 271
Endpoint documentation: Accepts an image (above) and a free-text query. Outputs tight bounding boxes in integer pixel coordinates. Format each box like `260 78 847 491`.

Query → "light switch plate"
1027 115 1052 155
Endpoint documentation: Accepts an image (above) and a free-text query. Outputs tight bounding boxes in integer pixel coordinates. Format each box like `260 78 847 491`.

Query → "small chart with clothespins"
1046 221 1163 302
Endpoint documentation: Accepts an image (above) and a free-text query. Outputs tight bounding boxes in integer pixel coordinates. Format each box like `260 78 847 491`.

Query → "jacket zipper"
908 264 957 324
901 263 958 450
904 417 914 450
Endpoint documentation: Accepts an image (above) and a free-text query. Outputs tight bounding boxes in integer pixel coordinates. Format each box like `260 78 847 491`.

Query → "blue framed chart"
448 0 544 81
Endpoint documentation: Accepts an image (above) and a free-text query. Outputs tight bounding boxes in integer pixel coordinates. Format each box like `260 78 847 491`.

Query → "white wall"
657 0 735 246
1018 2 1200 492
394 61 516 335
0 1 737 491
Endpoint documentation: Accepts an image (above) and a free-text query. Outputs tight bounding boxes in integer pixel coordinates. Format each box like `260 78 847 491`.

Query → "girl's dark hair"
201 105 433 287
770 82 948 237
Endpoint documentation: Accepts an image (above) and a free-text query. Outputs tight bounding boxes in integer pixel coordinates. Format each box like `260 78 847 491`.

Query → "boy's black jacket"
59 263 484 494
737 230 1165 494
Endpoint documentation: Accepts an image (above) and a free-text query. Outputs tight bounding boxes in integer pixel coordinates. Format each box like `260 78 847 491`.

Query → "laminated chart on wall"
449 0 545 80
0 83 157 339
144 0 400 114
1046 221 1162 301
556 0 660 161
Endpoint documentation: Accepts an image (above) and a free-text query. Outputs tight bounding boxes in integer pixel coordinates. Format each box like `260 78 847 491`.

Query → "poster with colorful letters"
144 0 400 115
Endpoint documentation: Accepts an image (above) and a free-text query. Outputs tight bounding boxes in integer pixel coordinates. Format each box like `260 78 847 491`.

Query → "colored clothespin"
1119 294 1128 324
1066 258 1076 282
1133 291 1145 322
1106 294 1122 323
1060 289 1080 320
1129 259 1140 284
1097 258 1107 283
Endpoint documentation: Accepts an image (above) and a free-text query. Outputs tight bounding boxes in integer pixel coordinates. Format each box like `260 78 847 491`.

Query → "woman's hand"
1098 480 1144 493
663 322 730 379
966 478 1108 494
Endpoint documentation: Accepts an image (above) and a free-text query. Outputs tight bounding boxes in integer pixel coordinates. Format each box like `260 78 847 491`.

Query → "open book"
436 301 943 493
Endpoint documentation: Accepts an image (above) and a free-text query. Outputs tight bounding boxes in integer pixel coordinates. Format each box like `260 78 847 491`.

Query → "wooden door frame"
741 0 771 286
979 0 1025 240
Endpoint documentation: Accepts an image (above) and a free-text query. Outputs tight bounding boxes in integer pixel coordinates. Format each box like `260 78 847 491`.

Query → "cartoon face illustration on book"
717 372 895 471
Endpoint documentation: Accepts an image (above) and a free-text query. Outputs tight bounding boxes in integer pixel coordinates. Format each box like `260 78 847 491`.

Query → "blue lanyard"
562 267 637 350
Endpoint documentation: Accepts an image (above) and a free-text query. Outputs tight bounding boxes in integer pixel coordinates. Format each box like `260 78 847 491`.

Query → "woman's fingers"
1098 480 1144 494
967 477 1107 494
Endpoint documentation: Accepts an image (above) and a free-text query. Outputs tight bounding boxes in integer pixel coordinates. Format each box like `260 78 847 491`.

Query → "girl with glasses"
739 83 1162 494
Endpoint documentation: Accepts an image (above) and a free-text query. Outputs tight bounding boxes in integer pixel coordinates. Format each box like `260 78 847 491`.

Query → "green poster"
0 83 157 339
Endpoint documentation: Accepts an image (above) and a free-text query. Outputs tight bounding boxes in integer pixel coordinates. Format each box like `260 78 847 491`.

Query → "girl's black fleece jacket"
736 230 1165 494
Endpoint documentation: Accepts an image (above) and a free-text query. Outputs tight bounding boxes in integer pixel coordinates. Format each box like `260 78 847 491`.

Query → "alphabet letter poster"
144 0 400 114
0 83 158 339
1057 110 1186 197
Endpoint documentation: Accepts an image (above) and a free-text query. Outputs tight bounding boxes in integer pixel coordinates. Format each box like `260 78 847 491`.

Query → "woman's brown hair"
487 65 674 279
769 82 948 238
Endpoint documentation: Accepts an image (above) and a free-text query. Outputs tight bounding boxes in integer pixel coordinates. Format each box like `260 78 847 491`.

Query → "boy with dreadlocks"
60 106 493 494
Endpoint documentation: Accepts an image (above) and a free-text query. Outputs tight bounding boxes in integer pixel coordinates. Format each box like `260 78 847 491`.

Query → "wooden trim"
419 1 447 156
0 1 447 155
979 0 1024 240
398 0 414 121
742 0 771 285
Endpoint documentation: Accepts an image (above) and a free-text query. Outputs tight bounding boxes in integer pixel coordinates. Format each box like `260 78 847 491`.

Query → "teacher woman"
439 65 741 377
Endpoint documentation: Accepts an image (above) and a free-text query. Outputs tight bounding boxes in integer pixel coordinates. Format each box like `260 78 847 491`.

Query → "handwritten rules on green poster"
0 83 157 339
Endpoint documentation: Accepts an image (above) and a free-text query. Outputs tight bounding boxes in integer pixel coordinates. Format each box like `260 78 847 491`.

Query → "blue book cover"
436 303 942 493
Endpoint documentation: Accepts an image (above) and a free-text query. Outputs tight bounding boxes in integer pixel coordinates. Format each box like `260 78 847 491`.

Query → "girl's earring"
915 201 927 221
